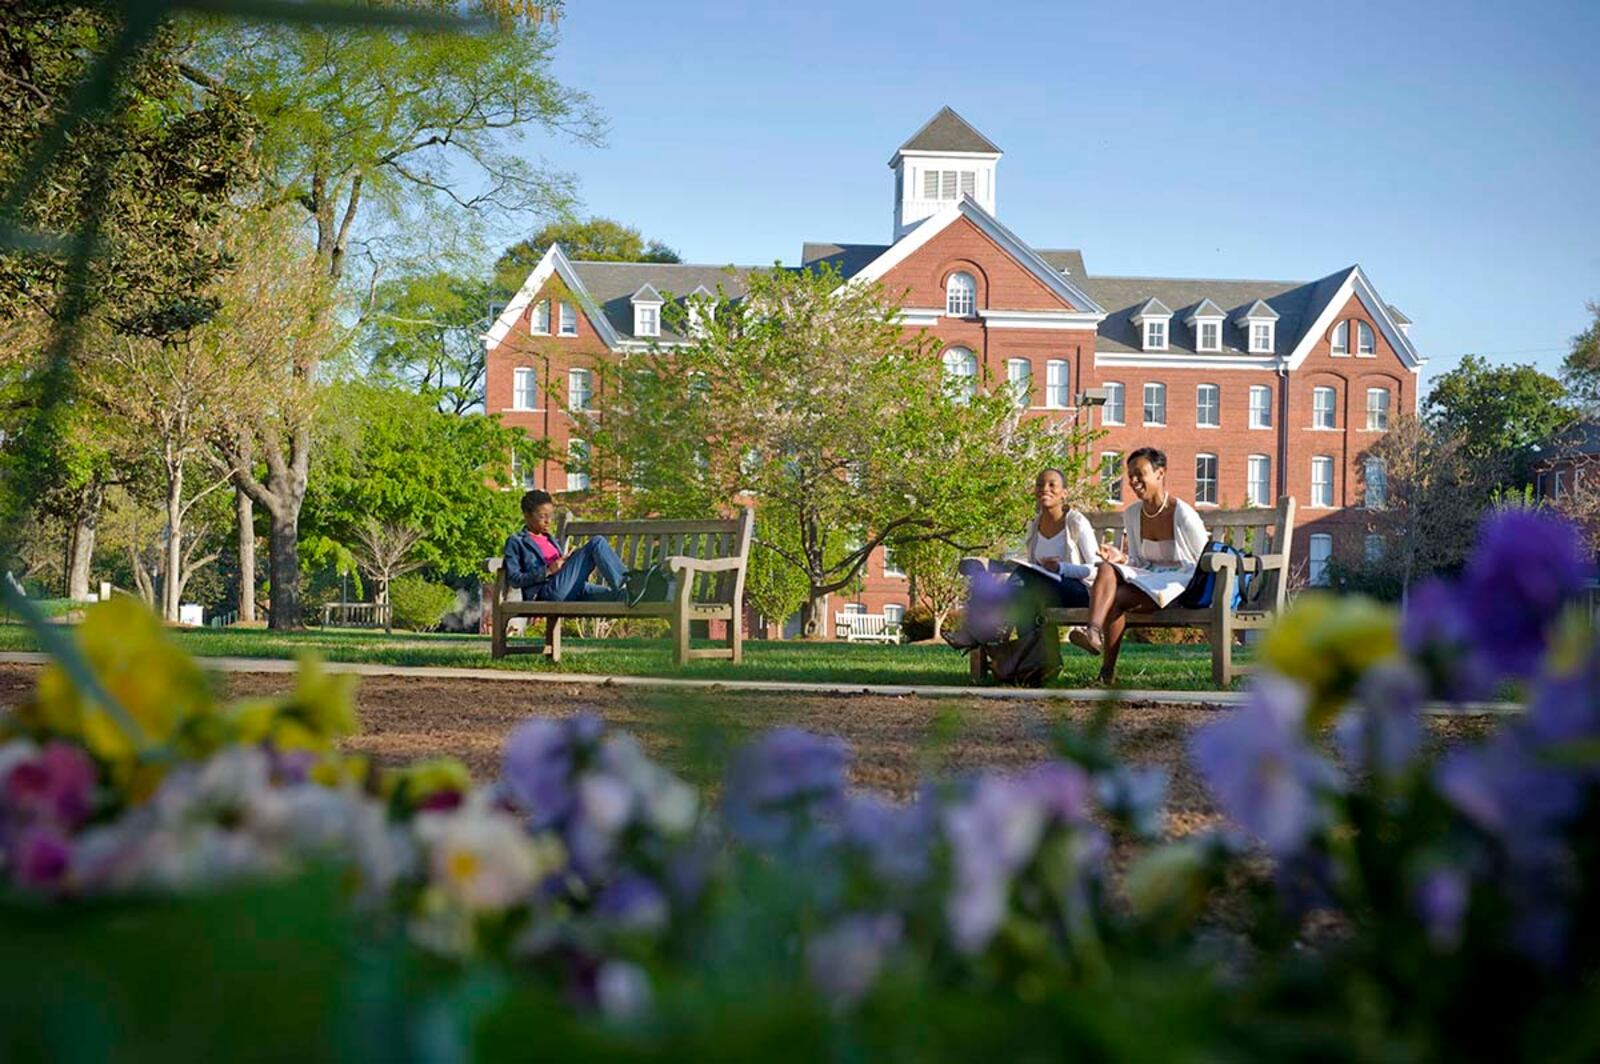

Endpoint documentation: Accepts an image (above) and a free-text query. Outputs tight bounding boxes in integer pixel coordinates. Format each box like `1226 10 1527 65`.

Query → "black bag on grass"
985 622 1062 685
623 563 675 606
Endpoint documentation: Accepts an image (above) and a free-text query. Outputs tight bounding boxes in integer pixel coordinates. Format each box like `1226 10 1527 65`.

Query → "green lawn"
0 623 1251 691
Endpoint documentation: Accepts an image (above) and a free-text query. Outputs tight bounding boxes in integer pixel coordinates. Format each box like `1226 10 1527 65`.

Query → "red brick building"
484 107 1424 633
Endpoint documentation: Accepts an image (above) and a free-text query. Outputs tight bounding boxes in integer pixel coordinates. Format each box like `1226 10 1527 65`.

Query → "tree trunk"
268 505 301 630
800 593 826 639
236 488 255 623
65 492 100 601
931 610 945 643
163 465 184 622
378 574 391 634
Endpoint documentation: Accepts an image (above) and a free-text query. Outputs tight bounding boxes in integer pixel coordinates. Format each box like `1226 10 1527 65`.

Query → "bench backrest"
1084 497 1297 612
836 612 895 633
486 507 755 606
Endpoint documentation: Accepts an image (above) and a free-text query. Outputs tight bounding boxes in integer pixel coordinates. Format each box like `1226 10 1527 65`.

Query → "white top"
1111 499 1211 608
1017 509 1100 585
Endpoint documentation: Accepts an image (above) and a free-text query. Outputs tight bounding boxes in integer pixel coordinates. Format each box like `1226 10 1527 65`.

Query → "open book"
962 556 1093 584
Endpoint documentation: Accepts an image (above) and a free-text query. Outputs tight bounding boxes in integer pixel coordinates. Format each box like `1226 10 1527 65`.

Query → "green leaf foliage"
493 216 681 297
1423 354 1575 480
388 573 458 630
359 268 494 415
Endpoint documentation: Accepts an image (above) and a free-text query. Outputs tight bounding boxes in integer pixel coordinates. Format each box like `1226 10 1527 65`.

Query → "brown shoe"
1068 626 1102 656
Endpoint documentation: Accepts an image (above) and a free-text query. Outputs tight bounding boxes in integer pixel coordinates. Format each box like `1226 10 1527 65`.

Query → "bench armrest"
1197 552 1240 574
484 557 504 574
665 555 744 574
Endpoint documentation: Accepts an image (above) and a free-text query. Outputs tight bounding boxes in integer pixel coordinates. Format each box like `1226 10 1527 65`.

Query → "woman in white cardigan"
1011 467 1100 608
1073 446 1210 682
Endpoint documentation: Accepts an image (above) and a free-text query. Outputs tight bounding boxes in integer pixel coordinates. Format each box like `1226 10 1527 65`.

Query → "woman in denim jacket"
503 489 626 602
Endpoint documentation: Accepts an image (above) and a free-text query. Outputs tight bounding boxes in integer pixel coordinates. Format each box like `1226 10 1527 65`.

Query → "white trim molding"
484 243 624 352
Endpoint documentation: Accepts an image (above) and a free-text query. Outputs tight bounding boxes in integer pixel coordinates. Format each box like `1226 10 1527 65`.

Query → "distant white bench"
835 611 903 644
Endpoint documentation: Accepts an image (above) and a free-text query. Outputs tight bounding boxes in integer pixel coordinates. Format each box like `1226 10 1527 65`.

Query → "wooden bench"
485 508 754 667
834 611 903 644
971 497 1297 688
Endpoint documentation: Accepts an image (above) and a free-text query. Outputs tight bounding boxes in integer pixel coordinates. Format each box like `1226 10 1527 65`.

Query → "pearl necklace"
1140 495 1170 519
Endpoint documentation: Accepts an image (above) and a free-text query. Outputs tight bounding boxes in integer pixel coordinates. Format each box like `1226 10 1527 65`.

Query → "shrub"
388 575 457 631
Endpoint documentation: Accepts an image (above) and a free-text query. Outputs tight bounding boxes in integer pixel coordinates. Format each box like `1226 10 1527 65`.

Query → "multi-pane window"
1144 320 1167 351
1195 453 1218 505
1311 456 1334 508
1196 383 1220 427
511 449 537 490
1247 455 1271 507
568 368 593 411
1102 452 1124 502
1102 382 1125 425
513 367 537 411
531 300 550 334
1249 384 1272 428
558 301 577 336
566 439 590 491
923 169 976 200
1143 382 1167 426
1331 321 1349 355
1313 386 1337 429
843 602 867 617
882 542 905 577
635 305 659 337
1251 322 1273 353
1357 321 1376 355
942 347 978 402
1365 533 1386 562
1364 457 1388 508
946 272 976 316
1198 321 1220 351
1046 360 1070 408
883 603 906 625
1366 388 1390 430
1006 358 1032 408
1308 534 1333 587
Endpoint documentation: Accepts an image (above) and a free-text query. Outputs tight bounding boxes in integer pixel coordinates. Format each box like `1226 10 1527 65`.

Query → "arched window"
946 272 976 316
1331 321 1349 356
1357 321 1376 355
942 346 978 401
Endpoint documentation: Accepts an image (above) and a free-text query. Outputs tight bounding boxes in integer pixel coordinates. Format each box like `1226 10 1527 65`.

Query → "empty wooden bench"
972 497 1297 688
834 611 903 644
485 508 754 667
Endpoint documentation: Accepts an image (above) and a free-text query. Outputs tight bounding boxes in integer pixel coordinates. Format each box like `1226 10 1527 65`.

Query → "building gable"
1286 266 1422 373
484 244 622 352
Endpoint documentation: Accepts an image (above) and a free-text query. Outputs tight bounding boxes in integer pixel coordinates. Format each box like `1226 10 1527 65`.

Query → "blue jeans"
529 538 626 602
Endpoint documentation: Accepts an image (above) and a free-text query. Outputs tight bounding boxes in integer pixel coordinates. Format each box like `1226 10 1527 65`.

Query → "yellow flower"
224 655 358 754
384 758 473 813
1263 593 1399 729
22 597 216 771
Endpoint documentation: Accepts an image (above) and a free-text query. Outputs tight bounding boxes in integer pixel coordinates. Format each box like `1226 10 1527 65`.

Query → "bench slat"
563 518 740 536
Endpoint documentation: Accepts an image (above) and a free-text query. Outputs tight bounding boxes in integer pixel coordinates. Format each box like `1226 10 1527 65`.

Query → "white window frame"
842 601 867 616
1313 386 1337 430
1330 321 1349 356
946 272 976 316
882 542 905 578
1366 388 1390 431
1045 360 1070 409
1196 383 1220 428
1308 534 1332 587
942 347 978 402
512 367 538 411
1142 382 1167 426
558 301 577 336
1196 320 1222 353
1249 321 1275 354
1364 457 1388 509
1249 384 1272 429
1247 455 1271 507
1006 358 1031 409
567 368 593 412
882 603 906 624
634 303 660 338
566 439 590 492
1102 382 1125 425
1143 319 1168 352
1195 453 1218 506
1357 321 1376 356
1102 451 1123 503
1311 456 1334 508
531 300 550 335
1364 533 1386 563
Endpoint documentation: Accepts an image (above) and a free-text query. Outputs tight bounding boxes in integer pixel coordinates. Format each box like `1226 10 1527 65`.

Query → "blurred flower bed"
2 510 1597 1060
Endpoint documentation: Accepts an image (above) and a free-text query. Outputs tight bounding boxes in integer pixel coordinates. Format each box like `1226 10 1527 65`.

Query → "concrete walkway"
0 651 1520 715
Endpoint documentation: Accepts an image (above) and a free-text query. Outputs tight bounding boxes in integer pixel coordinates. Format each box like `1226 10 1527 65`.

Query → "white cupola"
889 106 1002 242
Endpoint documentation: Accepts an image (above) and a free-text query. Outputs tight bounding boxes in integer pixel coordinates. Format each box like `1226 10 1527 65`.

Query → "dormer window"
1237 299 1279 354
686 286 715 338
630 283 663 339
1331 321 1349 355
1357 321 1375 356
1131 298 1173 353
1186 298 1226 353
945 271 976 316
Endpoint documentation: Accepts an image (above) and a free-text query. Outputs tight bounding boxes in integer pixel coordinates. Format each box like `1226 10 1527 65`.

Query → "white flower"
577 772 635 835
595 960 652 1021
415 795 563 913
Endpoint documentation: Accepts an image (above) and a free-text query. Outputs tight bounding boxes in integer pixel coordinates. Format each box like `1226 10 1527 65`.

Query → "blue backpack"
1178 540 1253 610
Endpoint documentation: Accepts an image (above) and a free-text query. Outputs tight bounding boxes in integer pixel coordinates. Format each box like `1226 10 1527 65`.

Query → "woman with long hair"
1072 446 1209 682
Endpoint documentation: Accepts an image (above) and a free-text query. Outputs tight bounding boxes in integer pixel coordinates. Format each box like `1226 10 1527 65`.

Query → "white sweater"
1017 509 1100 583
1120 498 1210 568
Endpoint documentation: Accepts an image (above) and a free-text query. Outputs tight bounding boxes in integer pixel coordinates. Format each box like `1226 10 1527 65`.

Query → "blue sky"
485 0 1599 391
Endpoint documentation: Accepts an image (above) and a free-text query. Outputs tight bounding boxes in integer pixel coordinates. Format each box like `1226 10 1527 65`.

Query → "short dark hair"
520 489 553 515
1035 467 1067 485
1127 446 1167 472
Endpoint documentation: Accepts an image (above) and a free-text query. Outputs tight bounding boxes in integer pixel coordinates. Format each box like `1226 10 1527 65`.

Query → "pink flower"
14 827 73 890
5 743 97 829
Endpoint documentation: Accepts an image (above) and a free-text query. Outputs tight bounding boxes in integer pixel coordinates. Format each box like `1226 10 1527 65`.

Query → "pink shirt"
529 532 561 566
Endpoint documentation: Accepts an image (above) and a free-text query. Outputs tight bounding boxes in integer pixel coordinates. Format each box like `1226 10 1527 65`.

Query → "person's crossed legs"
1075 564 1156 682
539 537 627 602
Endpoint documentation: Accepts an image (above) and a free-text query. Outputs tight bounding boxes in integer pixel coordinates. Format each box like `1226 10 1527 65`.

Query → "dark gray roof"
1238 298 1280 321
1036 248 1087 277
799 241 890 280
630 282 662 302
1187 298 1227 320
893 106 1001 159
1546 420 1600 459
1132 297 1172 319
569 262 755 342
1084 268 1354 357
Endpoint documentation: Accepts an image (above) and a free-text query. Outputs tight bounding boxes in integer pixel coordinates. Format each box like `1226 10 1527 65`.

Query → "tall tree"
360 270 493 414
582 266 1099 636
1562 301 1600 415
493 216 681 296
186 8 601 626
1423 354 1575 484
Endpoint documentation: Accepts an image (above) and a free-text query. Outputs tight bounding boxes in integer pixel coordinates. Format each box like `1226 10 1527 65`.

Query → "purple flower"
840 794 933 890
1400 580 1495 702
1461 510 1593 679
1435 735 1583 841
722 728 850 848
806 913 902 1006
502 714 603 830
13 827 72 889
594 873 670 933
1414 865 1469 950
1189 676 1341 856
1525 642 1600 751
5 742 96 829
594 960 652 1021
1334 662 1425 777
1095 765 1169 838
